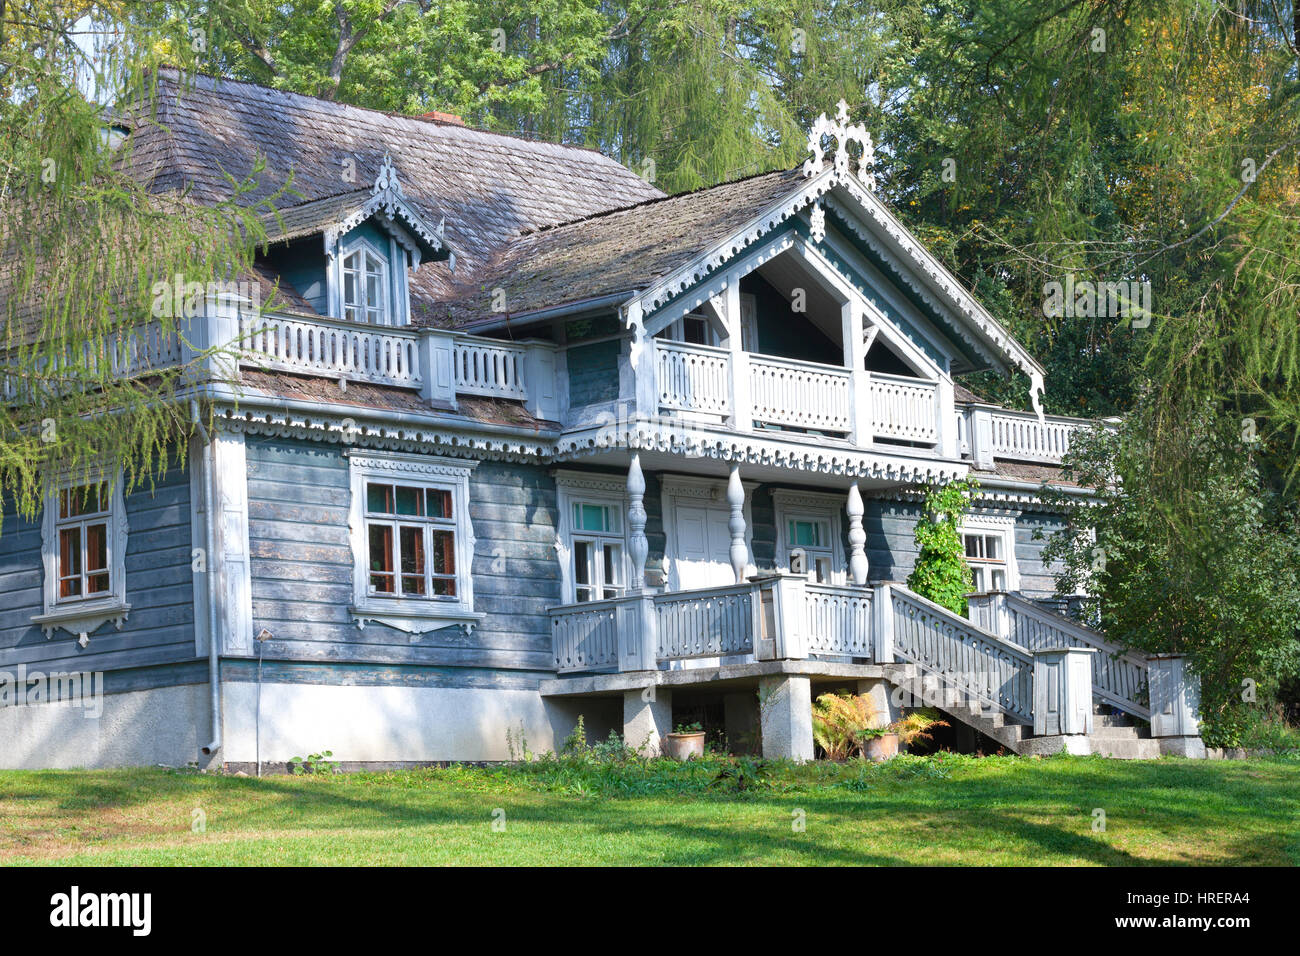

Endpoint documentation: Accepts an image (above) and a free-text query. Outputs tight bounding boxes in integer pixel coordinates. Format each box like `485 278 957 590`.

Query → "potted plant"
813 692 881 761
860 710 950 762
663 721 706 760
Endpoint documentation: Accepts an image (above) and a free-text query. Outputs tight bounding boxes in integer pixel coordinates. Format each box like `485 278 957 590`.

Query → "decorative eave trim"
554 419 969 484
628 167 840 320
212 403 555 464
865 479 1095 512
770 488 850 511
348 604 485 635
551 469 628 497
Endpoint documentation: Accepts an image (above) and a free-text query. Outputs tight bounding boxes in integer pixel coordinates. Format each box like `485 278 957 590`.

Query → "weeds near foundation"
288 751 337 775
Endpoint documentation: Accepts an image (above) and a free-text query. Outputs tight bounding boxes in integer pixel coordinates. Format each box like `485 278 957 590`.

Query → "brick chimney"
419 111 465 126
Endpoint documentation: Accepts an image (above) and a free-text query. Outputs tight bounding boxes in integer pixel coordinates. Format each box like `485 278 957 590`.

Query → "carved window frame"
346 452 482 633
959 511 1020 593
33 465 130 646
772 489 847 585
553 471 629 604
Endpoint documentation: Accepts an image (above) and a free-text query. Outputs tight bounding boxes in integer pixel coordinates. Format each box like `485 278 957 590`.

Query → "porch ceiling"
540 659 906 698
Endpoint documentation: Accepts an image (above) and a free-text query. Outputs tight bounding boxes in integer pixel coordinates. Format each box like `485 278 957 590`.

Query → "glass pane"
88 521 111 593
368 524 394 592
432 577 457 597
971 567 983 591
344 251 359 271
683 315 709 344
58 527 81 597
426 488 452 520
603 543 622 588
394 485 422 516
986 535 1001 560
964 535 981 559
814 556 832 584
400 526 425 575
789 520 824 548
65 484 104 517
991 568 1006 590
344 271 357 306
431 530 455 576
366 483 393 515
366 274 380 308
574 541 592 587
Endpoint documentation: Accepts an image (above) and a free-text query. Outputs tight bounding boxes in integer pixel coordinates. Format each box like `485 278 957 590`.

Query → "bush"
907 478 979 614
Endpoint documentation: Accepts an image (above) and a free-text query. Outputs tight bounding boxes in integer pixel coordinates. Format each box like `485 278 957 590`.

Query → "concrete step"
1090 724 1151 740
1089 736 1162 759
1095 713 1136 729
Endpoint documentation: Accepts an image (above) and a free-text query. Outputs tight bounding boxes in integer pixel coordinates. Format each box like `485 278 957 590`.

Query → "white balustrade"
453 337 528 400
748 354 852 432
239 313 423 388
655 339 732 416
870 372 938 443
654 583 758 660
987 410 1087 463
550 597 625 673
804 584 873 657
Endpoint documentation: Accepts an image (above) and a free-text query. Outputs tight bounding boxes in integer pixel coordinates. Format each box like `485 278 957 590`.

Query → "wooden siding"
566 339 621 406
244 438 561 672
1014 512 1067 599
0 464 196 674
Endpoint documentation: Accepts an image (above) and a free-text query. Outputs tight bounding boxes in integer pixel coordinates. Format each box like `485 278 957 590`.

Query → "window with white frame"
570 501 625 602
347 454 480 633
960 513 1019 593
341 241 389 325
34 468 130 644
772 490 846 585
554 472 629 603
656 310 719 347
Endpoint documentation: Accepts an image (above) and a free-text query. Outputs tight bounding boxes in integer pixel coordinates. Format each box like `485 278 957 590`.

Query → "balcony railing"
240 313 423 388
655 339 732 417
453 338 529 400
869 373 938 443
962 405 1097 466
748 354 853 433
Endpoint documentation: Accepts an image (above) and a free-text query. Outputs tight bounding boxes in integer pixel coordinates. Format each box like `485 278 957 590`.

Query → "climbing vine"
907 478 979 615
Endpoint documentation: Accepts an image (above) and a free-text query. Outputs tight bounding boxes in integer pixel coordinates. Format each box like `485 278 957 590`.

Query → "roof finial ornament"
802 99 875 189
372 153 404 198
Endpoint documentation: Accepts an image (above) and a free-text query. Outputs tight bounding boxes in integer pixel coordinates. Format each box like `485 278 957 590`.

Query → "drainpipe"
192 400 222 757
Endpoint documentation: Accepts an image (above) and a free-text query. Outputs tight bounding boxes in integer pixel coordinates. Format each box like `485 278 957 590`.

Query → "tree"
1 2 277 518
1042 405 1300 746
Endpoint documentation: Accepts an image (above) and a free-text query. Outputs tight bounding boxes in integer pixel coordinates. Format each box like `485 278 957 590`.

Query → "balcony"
652 338 938 445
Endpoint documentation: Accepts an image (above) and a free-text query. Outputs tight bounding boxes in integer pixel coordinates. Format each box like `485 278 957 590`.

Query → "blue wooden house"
0 74 1204 768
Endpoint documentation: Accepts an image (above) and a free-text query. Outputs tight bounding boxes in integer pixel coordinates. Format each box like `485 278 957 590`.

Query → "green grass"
2 753 1297 865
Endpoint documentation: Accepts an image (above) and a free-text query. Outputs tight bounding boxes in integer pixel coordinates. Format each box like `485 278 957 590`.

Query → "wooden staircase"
881 586 1184 758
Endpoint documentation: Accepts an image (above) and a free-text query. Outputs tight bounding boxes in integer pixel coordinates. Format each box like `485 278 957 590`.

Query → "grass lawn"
1 754 1297 866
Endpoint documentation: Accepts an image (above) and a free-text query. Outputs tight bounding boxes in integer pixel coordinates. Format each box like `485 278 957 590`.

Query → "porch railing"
890 586 1035 722
239 313 423 388
869 373 938 444
655 340 732 417
550 595 626 673
453 337 529 400
654 583 757 659
748 354 853 433
804 583 874 657
968 592 1149 718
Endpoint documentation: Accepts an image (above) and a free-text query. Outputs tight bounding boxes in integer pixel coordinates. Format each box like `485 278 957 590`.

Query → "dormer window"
342 241 390 325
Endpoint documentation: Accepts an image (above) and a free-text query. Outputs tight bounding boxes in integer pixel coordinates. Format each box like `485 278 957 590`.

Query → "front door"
672 504 735 590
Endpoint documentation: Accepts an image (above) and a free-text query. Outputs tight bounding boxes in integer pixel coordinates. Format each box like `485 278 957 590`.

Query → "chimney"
419 111 465 126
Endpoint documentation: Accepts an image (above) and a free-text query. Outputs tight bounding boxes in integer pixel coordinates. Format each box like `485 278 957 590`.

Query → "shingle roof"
125 68 663 308
426 167 808 327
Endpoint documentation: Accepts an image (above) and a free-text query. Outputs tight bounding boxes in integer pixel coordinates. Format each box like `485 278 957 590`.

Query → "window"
342 243 389 324
772 490 846 585
786 516 835 584
655 311 720 347
960 513 1019 593
554 472 630 603
34 469 130 645
364 482 458 599
571 501 625 602
348 454 480 633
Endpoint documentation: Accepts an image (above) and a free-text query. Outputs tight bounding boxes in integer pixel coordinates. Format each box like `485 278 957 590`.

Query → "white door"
672 504 735 590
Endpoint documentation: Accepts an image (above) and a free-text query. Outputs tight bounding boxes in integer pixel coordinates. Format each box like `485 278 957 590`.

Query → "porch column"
1148 655 1206 757
1033 647 1095 751
620 454 658 672
846 481 869 586
724 269 752 431
845 301 872 446
759 674 814 762
624 685 672 757
727 465 748 584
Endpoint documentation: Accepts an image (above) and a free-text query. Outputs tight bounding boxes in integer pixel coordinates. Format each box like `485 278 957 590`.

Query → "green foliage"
1043 405 1300 747
907 478 979 614
672 721 702 735
1 3 282 519
288 751 337 775
811 692 882 760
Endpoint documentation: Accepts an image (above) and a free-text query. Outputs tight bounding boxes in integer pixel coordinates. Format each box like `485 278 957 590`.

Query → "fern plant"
907 477 979 615
811 692 883 761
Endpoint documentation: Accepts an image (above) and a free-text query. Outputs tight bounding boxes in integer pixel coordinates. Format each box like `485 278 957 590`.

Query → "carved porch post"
847 480 869 586
619 453 658 672
727 465 748 584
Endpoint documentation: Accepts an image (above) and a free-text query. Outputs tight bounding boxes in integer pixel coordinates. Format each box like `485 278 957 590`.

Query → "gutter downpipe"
191 399 222 758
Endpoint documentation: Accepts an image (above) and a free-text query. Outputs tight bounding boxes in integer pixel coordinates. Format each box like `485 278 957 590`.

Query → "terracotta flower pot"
663 732 706 761
863 732 900 763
